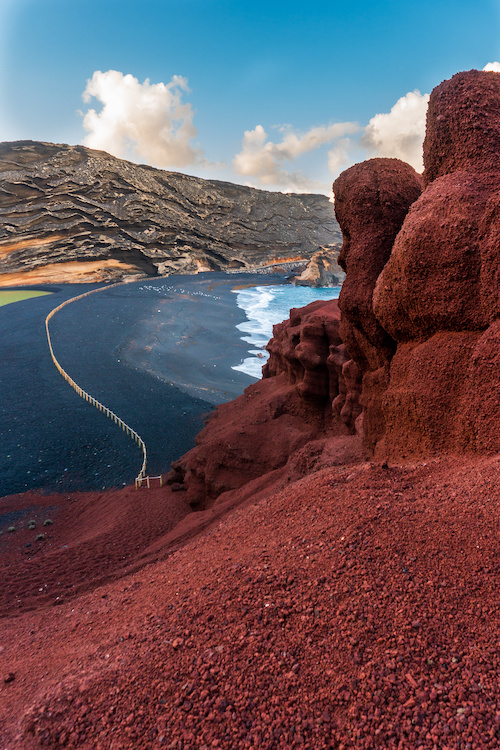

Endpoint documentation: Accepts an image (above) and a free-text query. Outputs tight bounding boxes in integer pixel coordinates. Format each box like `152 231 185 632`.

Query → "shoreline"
0 272 289 498
117 273 288 405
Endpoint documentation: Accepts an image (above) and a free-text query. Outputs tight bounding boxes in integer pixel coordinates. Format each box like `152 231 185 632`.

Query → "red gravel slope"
2 452 500 749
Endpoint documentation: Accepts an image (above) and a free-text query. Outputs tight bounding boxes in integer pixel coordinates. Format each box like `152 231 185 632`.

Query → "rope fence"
45 283 148 487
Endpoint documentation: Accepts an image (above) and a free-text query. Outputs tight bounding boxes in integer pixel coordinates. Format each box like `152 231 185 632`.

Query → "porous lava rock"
0 140 341 285
371 70 500 458
333 158 422 453
334 158 422 370
422 68 500 185
168 300 362 508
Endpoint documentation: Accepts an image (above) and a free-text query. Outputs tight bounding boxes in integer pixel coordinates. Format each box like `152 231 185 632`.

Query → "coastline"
0 272 289 497
118 273 288 405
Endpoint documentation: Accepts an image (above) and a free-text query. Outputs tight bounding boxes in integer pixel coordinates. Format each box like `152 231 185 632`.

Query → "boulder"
293 245 345 287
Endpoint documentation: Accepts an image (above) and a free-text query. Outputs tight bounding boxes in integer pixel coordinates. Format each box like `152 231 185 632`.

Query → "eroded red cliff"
168 300 362 508
172 70 500 511
372 70 500 458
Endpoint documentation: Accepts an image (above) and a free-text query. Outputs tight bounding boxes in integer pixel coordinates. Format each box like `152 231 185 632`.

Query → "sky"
1 0 500 195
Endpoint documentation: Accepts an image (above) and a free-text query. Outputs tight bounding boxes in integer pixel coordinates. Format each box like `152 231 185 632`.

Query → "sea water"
232 283 341 379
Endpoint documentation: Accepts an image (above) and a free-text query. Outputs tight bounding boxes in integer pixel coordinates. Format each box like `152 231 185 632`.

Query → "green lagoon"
0 290 52 307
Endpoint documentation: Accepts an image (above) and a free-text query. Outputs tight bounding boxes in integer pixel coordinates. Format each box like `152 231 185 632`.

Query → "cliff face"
341 70 500 458
168 299 362 508
293 245 345 287
172 70 500 510
0 141 341 285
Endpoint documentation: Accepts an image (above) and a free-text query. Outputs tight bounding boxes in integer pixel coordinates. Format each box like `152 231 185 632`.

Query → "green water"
0 290 52 307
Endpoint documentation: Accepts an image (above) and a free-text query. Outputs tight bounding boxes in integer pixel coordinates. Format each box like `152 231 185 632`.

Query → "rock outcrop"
168 299 362 508
0 140 341 285
333 158 422 453
336 70 500 459
373 70 500 458
167 70 500 510
292 245 345 287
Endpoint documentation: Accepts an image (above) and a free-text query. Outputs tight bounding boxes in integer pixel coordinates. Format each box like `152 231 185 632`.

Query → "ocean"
0 275 342 495
231 283 342 379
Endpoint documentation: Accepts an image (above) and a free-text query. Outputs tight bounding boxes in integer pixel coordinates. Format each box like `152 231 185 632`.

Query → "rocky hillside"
0 141 341 285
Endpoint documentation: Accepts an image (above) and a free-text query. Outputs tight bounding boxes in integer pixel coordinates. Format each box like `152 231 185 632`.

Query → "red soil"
3 452 500 749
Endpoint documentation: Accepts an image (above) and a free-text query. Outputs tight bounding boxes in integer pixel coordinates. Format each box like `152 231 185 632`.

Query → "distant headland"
0 140 343 286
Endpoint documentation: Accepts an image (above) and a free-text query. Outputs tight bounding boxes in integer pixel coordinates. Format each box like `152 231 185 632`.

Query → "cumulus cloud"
360 90 430 172
81 70 201 167
232 88 432 192
327 137 356 176
357 66 500 172
232 121 360 192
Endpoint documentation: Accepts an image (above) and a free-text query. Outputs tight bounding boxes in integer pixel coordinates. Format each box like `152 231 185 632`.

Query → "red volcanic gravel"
2 452 500 749
0 484 192 617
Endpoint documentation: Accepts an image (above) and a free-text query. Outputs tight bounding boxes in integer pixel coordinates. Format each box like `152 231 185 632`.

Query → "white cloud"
78 64 500 194
327 137 355 176
357 67 500 173
81 70 201 168
360 90 430 172
232 121 360 192
232 88 432 192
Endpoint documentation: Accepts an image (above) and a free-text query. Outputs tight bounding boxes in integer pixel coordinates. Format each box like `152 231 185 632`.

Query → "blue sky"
1 0 500 194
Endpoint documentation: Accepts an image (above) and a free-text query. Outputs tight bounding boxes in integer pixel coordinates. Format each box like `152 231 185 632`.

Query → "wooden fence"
45 283 148 486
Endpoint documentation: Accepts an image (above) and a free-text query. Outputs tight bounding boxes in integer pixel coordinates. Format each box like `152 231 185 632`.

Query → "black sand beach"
0 273 286 497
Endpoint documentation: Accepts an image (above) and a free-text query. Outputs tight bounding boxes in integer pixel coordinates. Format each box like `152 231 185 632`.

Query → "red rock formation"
169 72 500 506
333 158 422 453
168 300 362 508
370 70 500 458
422 69 500 185
334 158 422 368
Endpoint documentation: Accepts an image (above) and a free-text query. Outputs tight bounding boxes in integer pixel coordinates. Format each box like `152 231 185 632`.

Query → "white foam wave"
231 283 341 379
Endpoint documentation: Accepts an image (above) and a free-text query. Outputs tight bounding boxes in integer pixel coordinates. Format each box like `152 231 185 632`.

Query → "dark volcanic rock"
0 140 341 285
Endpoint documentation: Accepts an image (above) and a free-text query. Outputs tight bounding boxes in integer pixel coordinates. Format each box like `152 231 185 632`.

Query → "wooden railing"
45 283 148 486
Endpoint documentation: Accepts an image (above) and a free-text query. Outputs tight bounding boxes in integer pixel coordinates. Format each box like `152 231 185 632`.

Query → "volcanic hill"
0 140 341 286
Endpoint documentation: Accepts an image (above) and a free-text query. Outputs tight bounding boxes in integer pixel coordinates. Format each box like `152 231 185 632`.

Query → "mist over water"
231 284 342 379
